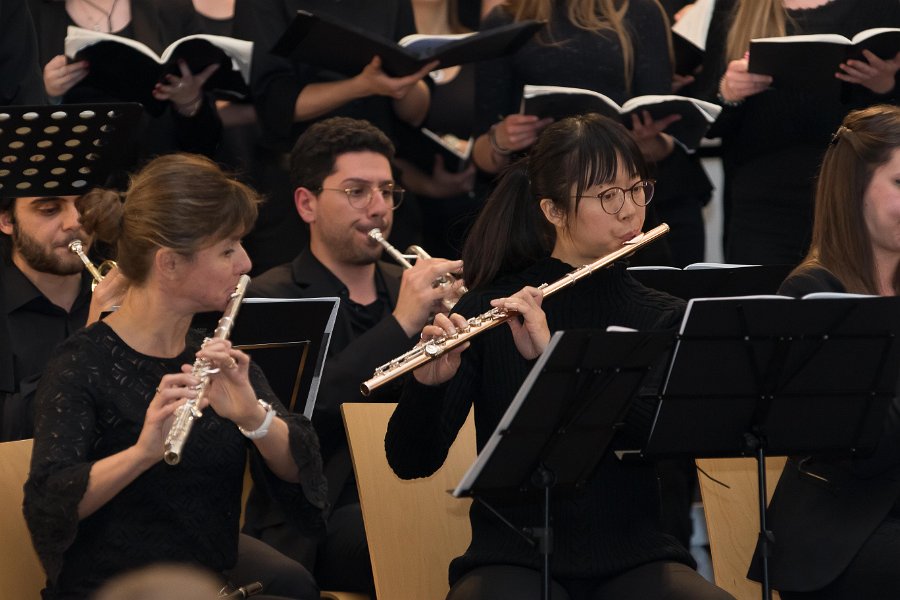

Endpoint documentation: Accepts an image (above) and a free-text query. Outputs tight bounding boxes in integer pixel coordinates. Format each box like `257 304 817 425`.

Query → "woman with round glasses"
385 113 734 600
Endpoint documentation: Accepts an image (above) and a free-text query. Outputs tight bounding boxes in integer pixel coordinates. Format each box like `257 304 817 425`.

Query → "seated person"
385 113 734 600
748 104 900 599
0 189 125 441
244 116 462 594
23 153 324 600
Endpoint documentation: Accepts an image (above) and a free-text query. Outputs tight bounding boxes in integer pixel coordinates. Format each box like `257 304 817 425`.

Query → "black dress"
24 322 327 600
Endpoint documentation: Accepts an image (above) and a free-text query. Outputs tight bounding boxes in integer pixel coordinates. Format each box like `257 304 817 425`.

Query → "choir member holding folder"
746 104 900 600
693 0 900 266
471 0 715 267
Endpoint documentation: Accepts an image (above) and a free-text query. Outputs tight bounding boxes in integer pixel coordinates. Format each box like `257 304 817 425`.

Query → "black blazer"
749 265 900 591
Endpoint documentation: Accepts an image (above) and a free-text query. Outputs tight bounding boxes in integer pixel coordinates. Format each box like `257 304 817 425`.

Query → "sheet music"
671 0 716 50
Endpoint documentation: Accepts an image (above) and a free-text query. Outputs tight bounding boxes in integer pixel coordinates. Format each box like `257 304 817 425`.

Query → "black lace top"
23 322 327 600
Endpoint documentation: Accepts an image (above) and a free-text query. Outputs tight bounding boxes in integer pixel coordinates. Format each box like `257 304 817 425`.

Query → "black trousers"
227 534 320 600
446 560 735 600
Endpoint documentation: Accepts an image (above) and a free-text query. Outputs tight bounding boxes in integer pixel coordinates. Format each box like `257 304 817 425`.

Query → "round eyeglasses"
317 184 405 210
577 179 655 215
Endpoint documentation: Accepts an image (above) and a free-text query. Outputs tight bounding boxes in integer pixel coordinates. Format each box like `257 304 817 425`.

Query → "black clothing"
448 561 733 600
23 321 327 600
386 259 696 585
0 0 47 105
28 0 222 161
245 0 416 153
745 265 900 595
0 261 92 441
477 2 710 267
243 250 413 593
694 0 900 266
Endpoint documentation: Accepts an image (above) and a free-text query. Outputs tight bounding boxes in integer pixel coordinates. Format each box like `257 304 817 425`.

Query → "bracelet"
717 78 745 107
174 94 203 118
488 124 512 156
238 399 275 440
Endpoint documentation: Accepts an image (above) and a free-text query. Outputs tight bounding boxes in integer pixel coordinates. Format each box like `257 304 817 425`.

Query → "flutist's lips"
621 230 641 244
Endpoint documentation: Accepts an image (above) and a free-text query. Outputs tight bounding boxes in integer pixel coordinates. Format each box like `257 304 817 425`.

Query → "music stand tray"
453 328 675 600
636 295 900 600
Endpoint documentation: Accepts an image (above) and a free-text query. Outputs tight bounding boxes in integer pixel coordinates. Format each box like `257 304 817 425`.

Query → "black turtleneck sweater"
385 258 692 583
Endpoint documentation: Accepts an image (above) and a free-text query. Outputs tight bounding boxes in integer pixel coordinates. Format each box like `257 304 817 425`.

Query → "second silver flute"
164 274 251 465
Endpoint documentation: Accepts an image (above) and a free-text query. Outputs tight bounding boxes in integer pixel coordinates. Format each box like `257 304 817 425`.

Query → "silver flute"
164 274 251 465
368 228 467 310
360 223 670 396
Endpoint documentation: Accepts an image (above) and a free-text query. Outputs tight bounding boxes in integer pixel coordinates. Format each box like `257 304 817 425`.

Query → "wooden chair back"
696 457 787 600
0 439 45 599
342 403 475 600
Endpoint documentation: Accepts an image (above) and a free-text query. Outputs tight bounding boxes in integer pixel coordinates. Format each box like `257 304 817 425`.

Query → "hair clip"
830 125 851 146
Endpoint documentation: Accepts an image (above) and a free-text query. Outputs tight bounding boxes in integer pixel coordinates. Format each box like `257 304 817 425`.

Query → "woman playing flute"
24 153 325 600
385 113 733 600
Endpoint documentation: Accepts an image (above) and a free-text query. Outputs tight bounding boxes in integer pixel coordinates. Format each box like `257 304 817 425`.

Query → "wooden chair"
0 439 45 599
342 403 475 600
696 457 787 600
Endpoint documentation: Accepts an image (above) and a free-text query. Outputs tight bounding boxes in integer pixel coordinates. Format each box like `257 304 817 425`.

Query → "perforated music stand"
636 295 900 600
0 103 141 197
453 328 675 600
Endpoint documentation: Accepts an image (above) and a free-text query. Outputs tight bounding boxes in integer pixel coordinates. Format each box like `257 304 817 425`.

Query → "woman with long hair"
386 114 734 600
23 154 325 600
750 105 900 598
695 0 900 265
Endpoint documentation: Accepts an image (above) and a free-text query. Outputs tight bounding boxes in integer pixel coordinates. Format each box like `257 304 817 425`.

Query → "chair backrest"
342 403 475 600
696 457 787 600
0 439 45 599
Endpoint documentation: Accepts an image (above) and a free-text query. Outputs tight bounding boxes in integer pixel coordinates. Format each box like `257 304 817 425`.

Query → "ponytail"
462 159 553 290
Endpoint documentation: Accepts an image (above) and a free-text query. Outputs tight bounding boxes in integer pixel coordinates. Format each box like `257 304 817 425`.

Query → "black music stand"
193 297 340 418
453 328 675 600
627 264 793 300
0 103 141 196
635 295 900 600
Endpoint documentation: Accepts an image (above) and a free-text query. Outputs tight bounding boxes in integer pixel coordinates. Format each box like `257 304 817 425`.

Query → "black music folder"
272 10 543 77
193 297 340 418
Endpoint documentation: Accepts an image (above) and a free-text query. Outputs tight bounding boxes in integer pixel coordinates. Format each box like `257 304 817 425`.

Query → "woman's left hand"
836 50 900 95
152 59 219 116
491 286 550 360
630 110 679 162
190 338 263 430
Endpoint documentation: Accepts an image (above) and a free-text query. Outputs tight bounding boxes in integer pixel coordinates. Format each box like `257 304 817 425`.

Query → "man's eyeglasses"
577 180 655 215
317 184 405 210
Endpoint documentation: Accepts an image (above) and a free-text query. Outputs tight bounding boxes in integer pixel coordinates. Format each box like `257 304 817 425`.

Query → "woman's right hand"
43 55 89 99
134 372 200 464
719 56 772 103
413 312 471 386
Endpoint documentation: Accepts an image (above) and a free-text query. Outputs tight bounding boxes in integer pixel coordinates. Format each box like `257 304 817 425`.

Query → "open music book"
749 28 900 92
272 10 543 77
65 26 252 113
670 0 716 75
521 84 721 152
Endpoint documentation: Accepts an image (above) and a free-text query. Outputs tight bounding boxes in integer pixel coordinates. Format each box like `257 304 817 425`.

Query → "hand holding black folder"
748 28 900 93
64 26 253 114
271 10 544 78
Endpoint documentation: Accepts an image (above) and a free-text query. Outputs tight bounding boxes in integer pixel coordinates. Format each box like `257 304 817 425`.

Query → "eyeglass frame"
573 179 655 215
316 182 405 210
